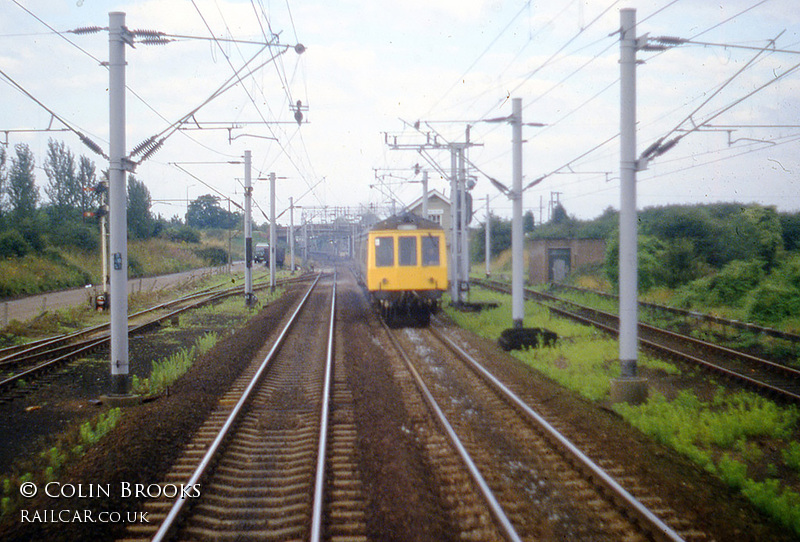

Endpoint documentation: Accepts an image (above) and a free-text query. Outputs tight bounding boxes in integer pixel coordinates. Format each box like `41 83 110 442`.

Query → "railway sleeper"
188 511 307 529
202 494 306 507
214 465 313 478
202 481 309 498
184 525 305 541
193 501 308 517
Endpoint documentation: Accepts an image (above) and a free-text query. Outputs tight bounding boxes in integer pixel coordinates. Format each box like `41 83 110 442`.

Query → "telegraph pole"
108 12 131 396
619 7 638 377
303 219 309 265
481 101 544 326
612 7 648 404
244 150 255 305
458 131 471 302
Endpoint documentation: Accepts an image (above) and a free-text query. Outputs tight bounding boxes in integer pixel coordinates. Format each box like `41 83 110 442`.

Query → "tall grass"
132 332 218 396
448 289 678 401
0 254 94 298
614 391 798 471
616 391 800 535
128 238 209 277
1 408 123 517
0 238 216 301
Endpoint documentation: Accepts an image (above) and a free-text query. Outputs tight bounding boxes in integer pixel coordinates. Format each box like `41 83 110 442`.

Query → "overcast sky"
2 0 800 225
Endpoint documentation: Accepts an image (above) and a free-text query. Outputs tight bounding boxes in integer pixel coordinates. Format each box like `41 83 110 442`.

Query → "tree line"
0 139 243 259
470 201 800 324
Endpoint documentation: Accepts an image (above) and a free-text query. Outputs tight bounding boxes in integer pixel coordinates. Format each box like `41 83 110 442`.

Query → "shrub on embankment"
0 238 226 300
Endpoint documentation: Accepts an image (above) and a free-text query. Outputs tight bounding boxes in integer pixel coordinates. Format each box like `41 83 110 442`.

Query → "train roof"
370 212 443 231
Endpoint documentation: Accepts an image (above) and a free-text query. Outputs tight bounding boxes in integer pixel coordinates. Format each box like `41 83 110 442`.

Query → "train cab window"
422 236 440 266
399 236 417 266
375 237 394 267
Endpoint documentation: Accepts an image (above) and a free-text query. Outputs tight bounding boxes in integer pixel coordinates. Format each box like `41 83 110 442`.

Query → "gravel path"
0 264 243 325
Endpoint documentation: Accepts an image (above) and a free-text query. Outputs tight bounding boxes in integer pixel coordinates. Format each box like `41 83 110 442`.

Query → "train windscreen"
399 236 417 266
422 236 440 266
375 236 394 267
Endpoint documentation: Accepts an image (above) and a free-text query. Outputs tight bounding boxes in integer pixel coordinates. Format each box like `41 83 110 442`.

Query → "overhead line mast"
611 7 647 405
384 127 477 305
108 12 131 396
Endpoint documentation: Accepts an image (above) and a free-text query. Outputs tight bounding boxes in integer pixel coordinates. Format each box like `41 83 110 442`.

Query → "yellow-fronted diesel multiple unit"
359 213 448 326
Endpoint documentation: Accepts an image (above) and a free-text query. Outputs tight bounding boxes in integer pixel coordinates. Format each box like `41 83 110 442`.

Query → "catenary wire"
190 0 321 204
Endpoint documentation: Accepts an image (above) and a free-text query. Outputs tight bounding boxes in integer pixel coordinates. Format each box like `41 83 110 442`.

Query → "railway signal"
83 205 108 219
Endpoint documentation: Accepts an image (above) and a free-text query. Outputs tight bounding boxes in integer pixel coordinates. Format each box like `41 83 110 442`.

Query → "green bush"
56 223 99 252
742 478 800 535
709 259 764 305
128 254 144 277
746 282 800 325
676 259 764 309
717 453 748 489
605 234 664 293
166 226 201 244
783 442 800 473
195 246 228 266
0 230 31 258
79 408 122 446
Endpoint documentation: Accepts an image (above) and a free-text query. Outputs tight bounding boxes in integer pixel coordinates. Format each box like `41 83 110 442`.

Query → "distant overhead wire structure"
189 0 321 206
8 0 305 170
0 67 108 159
525 1 798 200
388 0 800 224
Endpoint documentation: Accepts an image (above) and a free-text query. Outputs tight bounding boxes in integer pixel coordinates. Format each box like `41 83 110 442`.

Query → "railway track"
474 278 800 403
0 275 312 396
549 282 800 347
122 272 368 542
381 316 707 541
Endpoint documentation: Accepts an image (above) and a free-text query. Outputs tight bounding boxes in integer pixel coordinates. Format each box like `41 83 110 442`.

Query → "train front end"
365 214 448 326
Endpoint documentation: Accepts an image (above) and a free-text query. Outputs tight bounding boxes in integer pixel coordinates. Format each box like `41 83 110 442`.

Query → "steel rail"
551 281 800 345
382 321 523 542
0 337 109 391
0 290 231 392
537 283 800 379
640 318 800 380
542 295 800 403
430 325 685 542
475 279 800 403
0 286 221 367
0 271 310 366
0 275 315 392
310 272 337 541
151 274 322 542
